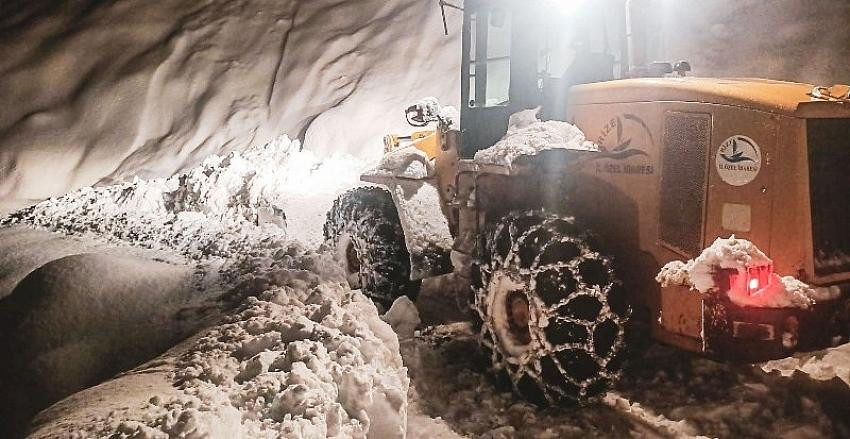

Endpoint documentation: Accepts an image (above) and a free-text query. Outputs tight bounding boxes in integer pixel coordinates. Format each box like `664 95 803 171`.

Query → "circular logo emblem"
716 135 761 186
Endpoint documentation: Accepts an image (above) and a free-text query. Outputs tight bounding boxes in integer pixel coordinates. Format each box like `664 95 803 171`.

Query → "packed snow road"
1 136 849 438
409 279 850 438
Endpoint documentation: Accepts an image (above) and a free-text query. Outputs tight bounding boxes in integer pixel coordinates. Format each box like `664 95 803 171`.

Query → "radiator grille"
808 118 850 276
660 112 711 256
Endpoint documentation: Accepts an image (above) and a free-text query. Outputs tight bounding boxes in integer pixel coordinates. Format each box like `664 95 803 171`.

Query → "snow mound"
2 136 365 253
29 273 409 438
656 236 839 308
473 108 598 168
656 236 771 293
0 252 202 434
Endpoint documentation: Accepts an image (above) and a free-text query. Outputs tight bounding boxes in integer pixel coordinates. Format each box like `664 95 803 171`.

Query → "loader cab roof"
568 77 850 118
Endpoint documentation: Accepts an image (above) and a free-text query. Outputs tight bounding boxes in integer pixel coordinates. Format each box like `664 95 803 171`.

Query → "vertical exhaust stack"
624 0 647 76
624 0 685 78
624 0 634 74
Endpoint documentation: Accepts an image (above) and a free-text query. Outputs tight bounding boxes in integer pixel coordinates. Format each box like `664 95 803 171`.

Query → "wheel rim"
337 234 362 289
488 272 533 358
506 292 531 345
345 241 361 275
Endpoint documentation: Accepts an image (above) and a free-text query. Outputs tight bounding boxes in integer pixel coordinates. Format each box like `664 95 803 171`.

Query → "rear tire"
472 210 630 405
324 187 421 307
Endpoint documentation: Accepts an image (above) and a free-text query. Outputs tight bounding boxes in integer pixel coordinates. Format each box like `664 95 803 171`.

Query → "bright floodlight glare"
550 0 585 16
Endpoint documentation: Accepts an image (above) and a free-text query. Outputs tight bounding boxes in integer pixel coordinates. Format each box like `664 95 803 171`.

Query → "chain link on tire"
324 187 421 307
472 210 630 406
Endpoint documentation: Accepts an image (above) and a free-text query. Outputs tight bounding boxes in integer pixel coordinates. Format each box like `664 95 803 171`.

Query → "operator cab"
459 0 623 157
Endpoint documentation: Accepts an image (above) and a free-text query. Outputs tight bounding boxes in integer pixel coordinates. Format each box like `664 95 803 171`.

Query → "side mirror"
674 61 692 77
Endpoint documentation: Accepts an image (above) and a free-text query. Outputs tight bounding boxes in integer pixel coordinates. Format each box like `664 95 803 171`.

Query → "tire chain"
472 210 631 405
324 187 417 306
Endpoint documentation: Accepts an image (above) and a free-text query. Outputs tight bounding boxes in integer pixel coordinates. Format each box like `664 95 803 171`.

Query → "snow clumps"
656 236 840 308
365 147 434 179
169 282 409 438
382 296 422 340
761 342 850 386
473 107 598 168
32 273 409 438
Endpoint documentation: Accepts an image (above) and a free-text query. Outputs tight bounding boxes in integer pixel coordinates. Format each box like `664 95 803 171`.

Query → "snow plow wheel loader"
324 0 850 406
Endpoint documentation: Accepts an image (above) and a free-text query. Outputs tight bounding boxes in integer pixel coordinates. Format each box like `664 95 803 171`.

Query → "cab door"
459 0 540 157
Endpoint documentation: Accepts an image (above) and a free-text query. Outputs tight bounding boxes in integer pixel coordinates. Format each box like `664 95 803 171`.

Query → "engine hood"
569 77 850 118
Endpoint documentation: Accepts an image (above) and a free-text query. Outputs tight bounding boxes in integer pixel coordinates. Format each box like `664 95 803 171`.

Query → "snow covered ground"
2 135 850 438
397 316 848 438
0 137 390 436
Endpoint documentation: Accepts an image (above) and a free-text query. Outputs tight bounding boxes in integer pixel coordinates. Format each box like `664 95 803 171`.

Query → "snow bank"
29 275 409 438
0 0 460 205
0 226 103 300
0 252 201 434
656 236 840 308
473 108 598 168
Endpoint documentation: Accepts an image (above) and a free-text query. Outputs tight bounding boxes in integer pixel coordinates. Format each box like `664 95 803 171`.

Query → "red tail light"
748 277 760 291
731 264 773 296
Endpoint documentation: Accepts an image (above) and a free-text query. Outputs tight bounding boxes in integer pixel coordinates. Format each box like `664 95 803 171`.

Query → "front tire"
324 187 420 307
472 210 630 405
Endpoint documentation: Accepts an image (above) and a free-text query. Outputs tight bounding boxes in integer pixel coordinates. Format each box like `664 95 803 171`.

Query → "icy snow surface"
762 343 850 387
399 320 843 438
656 236 839 308
473 108 598 168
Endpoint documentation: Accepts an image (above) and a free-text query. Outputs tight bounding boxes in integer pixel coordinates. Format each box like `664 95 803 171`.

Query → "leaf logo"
595 114 651 160
720 138 756 163
715 135 762 186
